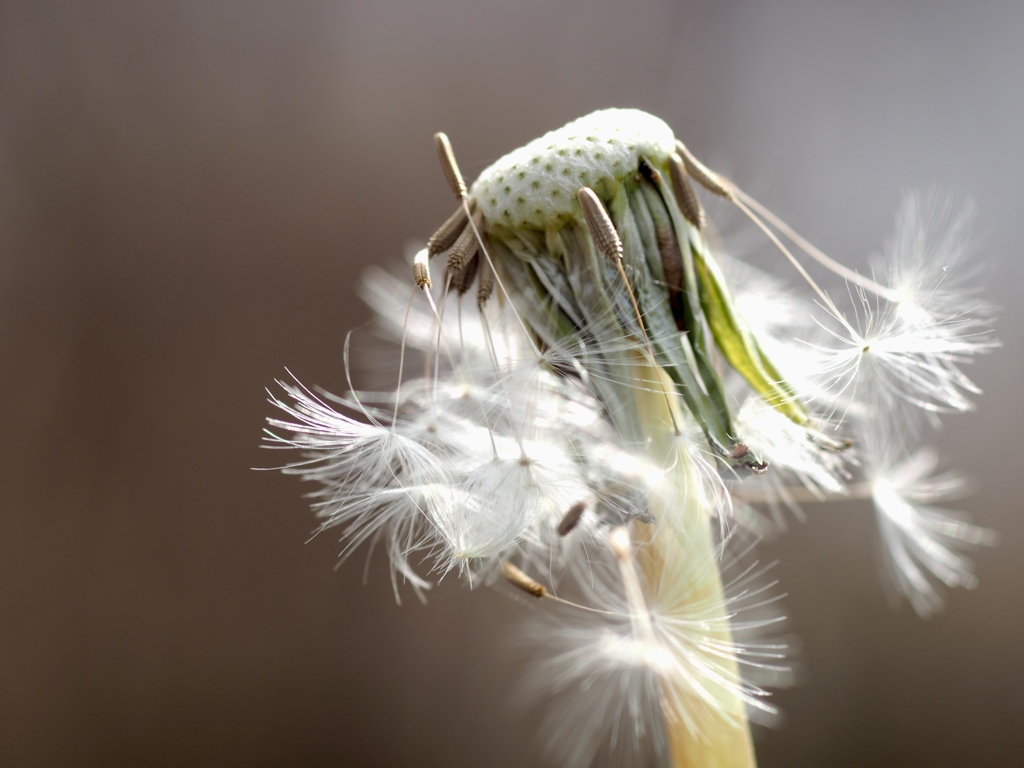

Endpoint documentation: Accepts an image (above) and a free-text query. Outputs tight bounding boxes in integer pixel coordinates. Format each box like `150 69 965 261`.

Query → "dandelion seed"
863 422 996 617
812 282 995 420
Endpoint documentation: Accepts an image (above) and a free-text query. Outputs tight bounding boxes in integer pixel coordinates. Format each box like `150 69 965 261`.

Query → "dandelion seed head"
264 108 997 764
471 108 675 229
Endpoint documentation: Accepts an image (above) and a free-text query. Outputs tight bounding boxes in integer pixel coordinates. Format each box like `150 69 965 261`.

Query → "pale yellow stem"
629 353 757 768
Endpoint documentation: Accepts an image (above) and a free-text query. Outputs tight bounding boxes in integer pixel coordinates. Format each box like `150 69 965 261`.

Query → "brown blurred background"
2 1 1023 765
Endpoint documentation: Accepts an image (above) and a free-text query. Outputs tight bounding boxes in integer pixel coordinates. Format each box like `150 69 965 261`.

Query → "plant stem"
630 354 757 768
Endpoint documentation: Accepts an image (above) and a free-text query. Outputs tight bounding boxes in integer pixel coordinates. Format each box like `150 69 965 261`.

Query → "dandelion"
263 109 996 766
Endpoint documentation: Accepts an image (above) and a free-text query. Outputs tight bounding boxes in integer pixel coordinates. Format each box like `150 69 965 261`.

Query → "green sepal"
634 170 749 460
690 235 810 425
645 161 809 429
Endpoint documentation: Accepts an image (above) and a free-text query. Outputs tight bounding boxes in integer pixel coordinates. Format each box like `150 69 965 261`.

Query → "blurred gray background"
2 0 1022 765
